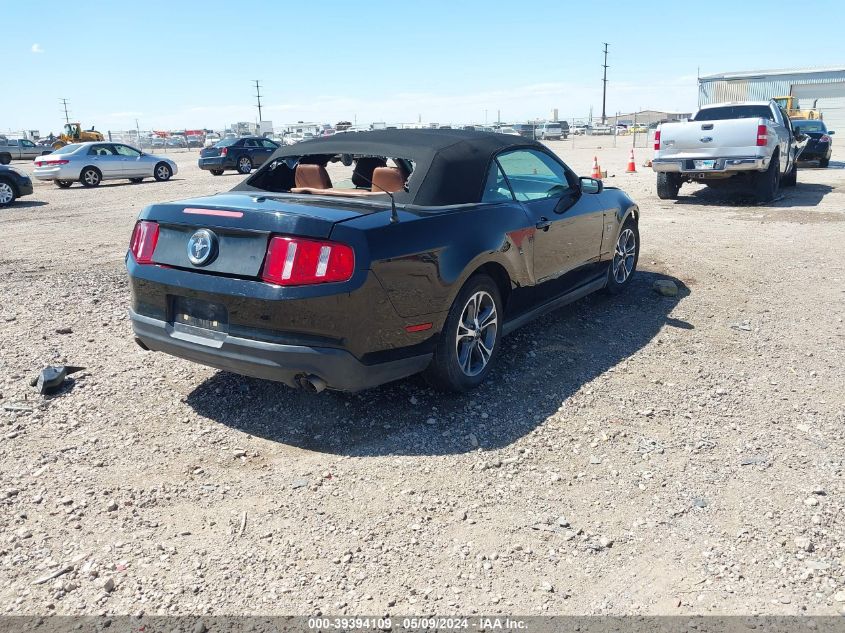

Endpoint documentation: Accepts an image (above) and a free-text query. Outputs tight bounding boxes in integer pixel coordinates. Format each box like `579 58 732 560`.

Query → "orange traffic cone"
591 156 602 180
626 148 637 173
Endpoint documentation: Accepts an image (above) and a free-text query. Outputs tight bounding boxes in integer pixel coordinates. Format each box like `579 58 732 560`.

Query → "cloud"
31 43 44 54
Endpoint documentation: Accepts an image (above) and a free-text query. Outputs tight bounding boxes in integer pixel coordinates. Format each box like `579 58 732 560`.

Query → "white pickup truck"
652 100 806 202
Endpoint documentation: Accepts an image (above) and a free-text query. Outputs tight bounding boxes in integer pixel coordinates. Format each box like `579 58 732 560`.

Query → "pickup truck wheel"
424 274 502 392
605 218 639 294
782 162 797 187
656 173 680 200
753 152 779 202
0 154 10 165
237 156 253 174
0 180 16 206
55 180 73 188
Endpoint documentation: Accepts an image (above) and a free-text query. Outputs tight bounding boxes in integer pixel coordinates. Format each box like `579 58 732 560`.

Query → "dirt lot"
1 139 843 617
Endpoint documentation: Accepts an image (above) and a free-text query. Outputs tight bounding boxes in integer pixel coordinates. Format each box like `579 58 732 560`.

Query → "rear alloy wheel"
55 180 73 188
210 169 224 176
605 218 639 294
154 163 172 181
424 274 502 392
0 181 16 206
80 167 101 187
656 172 680 199
237 156 253 174
753 152 779 202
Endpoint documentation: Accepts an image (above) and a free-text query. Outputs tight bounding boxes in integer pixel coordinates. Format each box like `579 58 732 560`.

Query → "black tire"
237 156 253 174
79 167 102 188
753 151 779 202
0 179 16 207
605 217 639 294
129 178 144 184
656 172 680 200
424 274 503 392
55 180 73 188
0 154 10 166
153 162 172 182
819 156 830 168
782 161 797 187
210 169 224 176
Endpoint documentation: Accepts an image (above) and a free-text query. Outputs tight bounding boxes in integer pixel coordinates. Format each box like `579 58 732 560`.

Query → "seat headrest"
352 157 387 188
371 166 405 193
295 164 332 189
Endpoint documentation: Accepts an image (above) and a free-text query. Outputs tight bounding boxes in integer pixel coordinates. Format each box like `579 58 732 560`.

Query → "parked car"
652 100 807 202
203 134 221 148
571 124 592 136
535 121 568 141
0 165 33 206
198 136 280 175
792 119 834 167
126 130 640 393
0 137 52 164
497 127 521 136
32 142 177 188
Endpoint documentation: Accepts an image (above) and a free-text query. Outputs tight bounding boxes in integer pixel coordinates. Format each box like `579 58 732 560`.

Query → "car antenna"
354 168 401 224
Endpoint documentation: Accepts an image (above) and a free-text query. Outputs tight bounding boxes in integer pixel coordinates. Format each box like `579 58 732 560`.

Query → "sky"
3 0 845 135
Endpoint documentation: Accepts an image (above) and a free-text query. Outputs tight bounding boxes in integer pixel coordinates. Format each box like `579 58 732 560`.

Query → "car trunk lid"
141 193 368 277
657 118 768 159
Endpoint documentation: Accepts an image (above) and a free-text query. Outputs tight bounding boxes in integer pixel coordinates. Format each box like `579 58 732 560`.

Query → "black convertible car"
127 130 640 392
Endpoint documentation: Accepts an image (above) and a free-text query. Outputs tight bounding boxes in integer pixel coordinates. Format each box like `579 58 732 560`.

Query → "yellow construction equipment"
52 123 105 150
773 96 822 120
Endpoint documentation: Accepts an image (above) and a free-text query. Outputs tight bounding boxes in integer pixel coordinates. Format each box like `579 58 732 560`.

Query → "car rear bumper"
130 309 431 392
198 157 231 170
652 156 769 174
32 166 67 180
18 179 33 196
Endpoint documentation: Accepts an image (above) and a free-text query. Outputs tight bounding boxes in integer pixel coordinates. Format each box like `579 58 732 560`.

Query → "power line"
253 80 263 122
60 98 71 124
601 43 609 125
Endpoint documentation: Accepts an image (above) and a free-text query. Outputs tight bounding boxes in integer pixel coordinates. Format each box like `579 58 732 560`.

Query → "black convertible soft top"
234 129 543 207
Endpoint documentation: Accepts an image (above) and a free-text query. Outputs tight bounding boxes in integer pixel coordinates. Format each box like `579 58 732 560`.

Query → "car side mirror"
828 130 835 135
579 176 603 194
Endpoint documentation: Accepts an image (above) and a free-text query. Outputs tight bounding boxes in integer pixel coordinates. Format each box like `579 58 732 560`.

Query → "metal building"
699 67 845 132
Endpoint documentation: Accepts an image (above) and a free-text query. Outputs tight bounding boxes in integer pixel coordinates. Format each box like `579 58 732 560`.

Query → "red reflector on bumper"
183 208 244 218
405 323 433 333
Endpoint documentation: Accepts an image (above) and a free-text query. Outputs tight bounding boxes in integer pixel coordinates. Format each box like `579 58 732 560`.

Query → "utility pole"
601 43 609 124
253 80 263 122
60 98 70 124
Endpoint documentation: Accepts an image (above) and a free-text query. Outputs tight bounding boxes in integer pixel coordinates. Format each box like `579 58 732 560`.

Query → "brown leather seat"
294 164 332 189
371 166 405 193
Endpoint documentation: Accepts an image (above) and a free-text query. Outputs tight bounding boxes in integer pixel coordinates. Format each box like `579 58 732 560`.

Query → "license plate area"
167 296 228 347
693 159 717 170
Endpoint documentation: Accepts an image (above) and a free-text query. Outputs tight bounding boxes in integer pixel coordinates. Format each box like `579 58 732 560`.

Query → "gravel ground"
1 140 843 617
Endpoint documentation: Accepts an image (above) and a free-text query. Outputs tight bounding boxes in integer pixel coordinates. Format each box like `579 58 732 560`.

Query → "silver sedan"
32 142 178 188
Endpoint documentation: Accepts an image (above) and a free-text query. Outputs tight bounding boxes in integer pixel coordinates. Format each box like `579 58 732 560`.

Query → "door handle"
536 218 552 231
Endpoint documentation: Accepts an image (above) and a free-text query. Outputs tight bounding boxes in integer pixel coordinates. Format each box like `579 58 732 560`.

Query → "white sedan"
32 142 178 188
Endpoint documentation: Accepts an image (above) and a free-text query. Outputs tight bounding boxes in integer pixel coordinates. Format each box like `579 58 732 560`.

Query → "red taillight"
653 130 661 150
35 159 69 167
220 147 228 157
756 124 768 147
261 236 354 286
129 221 160 264
820 134 831 143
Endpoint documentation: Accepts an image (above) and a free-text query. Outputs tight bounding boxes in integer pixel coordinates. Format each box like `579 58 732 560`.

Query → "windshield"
792 120 826 134
694 106 773 121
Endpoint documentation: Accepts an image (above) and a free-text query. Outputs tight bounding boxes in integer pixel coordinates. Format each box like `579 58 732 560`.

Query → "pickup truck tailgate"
658 118 766 159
